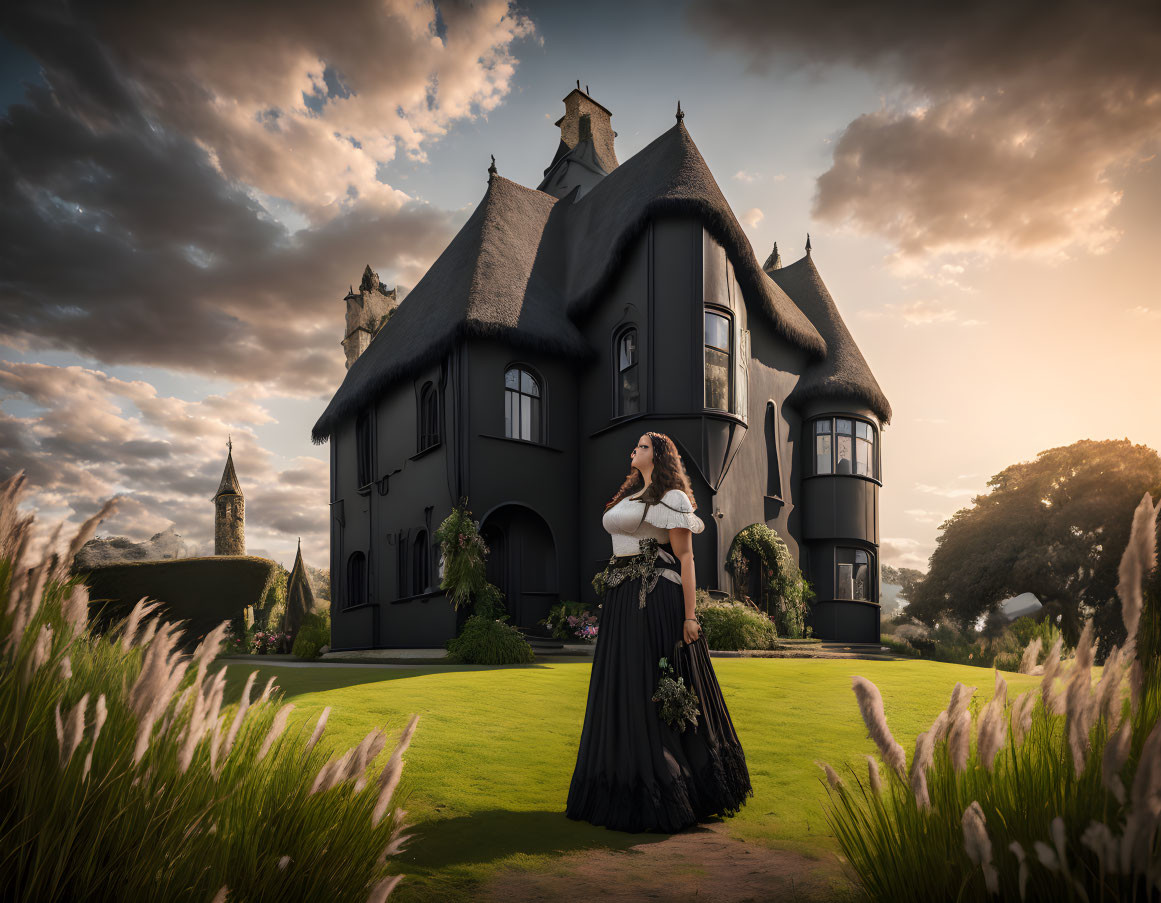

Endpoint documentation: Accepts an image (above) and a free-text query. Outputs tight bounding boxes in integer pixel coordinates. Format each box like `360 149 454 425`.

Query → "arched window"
764 401 782 499
810 417 878 479
345 551 367 609
836 548 873 602
704 309 731 410
355 409 373 487
504 366 542 441
615 327 640 416
418 382 439 451
412 529 429 595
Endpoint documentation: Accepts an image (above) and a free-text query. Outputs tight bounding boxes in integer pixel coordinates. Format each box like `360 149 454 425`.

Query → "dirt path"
477 822 857 903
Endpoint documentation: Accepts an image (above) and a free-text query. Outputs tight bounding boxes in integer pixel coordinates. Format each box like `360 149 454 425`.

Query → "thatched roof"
312 120 830 443
767 254 892 425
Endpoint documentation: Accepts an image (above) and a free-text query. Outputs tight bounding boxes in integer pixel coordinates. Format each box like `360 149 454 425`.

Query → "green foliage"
79 556 280 648
725 524 814 638
0 531 418 901
258 562 289 632
906 440 1161 657
878 634 920 658
434 498 504 618
292 610 331 660
694 596 778 651
445 615 534 665
651 656 700 733
903 617 1072 669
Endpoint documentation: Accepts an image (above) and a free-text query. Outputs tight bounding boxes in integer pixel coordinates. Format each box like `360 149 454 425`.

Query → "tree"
905 439 1161 660
882 565 926 605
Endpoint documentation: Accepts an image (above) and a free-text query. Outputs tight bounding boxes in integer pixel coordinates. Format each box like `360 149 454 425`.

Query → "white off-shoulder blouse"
601 488 706 558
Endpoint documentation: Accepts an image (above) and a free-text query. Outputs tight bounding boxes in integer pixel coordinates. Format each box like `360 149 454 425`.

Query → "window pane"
837 563 853 600
855 550 868 564
530 395 540 440
619 331 637 369
505 368 519 390
837 418 852 435
704 347 728 409
815 419 831 435
855 437 872 476
704 311 729 352
856 421 872 440
505 389 515 438
815 434 832 474
520 394 531 439
621 365 639 415
853 562 868 601
836 435 853 474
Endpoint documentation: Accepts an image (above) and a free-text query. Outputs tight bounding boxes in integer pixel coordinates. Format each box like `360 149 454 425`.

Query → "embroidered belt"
592 537 682 609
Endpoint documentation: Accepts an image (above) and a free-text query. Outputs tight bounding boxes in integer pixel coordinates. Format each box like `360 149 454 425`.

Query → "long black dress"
565 491 753 833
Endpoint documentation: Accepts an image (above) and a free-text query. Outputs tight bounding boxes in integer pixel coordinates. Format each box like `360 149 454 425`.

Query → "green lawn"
220 659 1041 902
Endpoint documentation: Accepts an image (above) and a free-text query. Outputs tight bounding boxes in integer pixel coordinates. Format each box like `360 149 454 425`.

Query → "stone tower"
212 436 245 556
343 265 399 369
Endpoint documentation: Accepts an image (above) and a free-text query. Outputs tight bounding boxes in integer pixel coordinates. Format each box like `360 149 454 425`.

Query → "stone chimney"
343 264 399 369
555 83 618 173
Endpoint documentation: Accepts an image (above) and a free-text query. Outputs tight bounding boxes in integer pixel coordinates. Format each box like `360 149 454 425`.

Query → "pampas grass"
820 491 1161 902
0 472 420 902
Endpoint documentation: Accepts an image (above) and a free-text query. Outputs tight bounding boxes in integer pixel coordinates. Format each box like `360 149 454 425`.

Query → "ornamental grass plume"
816 759 843 789
962 802 999 895
819 488 1161 903
850 676 906 776
1018 636 1042 675
1116 491 1160 657
865 754 882 795
0 471 419 902
374 713 421 828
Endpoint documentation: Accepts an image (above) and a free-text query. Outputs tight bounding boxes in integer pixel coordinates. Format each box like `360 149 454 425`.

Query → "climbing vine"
726 524 815 638
434 497 503 619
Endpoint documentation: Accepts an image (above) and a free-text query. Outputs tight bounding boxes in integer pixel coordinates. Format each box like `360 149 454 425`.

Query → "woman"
565 431 753 833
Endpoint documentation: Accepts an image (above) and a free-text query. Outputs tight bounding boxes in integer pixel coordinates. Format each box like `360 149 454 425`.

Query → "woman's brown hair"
604 431 698 517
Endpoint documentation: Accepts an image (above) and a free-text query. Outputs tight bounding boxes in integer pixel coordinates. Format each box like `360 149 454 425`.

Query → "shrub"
434 499 501 617
725 524 815 638
540 600 598 642
445 614 535 665
991 650 1022 672
878 634 919 658
817 491 1161 903
0 472 420 902
293 610 331 660
694 598 778 651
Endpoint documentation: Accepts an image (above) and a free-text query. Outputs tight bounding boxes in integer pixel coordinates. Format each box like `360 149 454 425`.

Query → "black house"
312 88 892 650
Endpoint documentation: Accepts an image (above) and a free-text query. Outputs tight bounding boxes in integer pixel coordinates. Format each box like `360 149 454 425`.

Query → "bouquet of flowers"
540 601 599 642
652 654 700 733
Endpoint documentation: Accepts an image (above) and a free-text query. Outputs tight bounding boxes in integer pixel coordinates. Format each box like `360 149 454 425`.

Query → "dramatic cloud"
0 362 329 568
0 1 534 396
689 0 1161 258
741 207 764 228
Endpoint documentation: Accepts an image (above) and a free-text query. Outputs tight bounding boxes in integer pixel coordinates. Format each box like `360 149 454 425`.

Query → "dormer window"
616 327 640 416
704 309 731 410
810 417 878 479
505 366 542 442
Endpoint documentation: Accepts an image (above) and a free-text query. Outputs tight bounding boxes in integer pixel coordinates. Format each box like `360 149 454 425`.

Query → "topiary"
694 598 778 651
291 609 331 660
726 524 814 638
445 614 535 665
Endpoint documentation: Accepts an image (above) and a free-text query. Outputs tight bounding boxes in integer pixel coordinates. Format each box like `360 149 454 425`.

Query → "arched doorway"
479 504 558 634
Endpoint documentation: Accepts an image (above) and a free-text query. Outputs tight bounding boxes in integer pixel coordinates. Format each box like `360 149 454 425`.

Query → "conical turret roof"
213 445 243 499
284 539 317 639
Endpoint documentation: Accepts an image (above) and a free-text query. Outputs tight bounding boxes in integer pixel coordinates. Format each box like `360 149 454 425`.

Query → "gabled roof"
311 120 830 443
767 254 892 425
213 449 242 499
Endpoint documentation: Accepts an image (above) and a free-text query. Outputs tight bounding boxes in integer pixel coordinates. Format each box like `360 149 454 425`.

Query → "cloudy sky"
2 0 1158 574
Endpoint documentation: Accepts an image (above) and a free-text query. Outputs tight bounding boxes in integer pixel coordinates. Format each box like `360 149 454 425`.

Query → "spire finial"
676 100 684 123
806 233 812 255
227 434 232 454
576 79 580 90
488 154 496 179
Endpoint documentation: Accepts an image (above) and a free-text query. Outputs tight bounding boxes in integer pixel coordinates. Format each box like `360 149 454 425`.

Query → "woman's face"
630 435 653 473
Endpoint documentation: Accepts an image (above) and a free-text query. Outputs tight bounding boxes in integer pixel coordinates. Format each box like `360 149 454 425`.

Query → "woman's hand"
683 618 701 644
